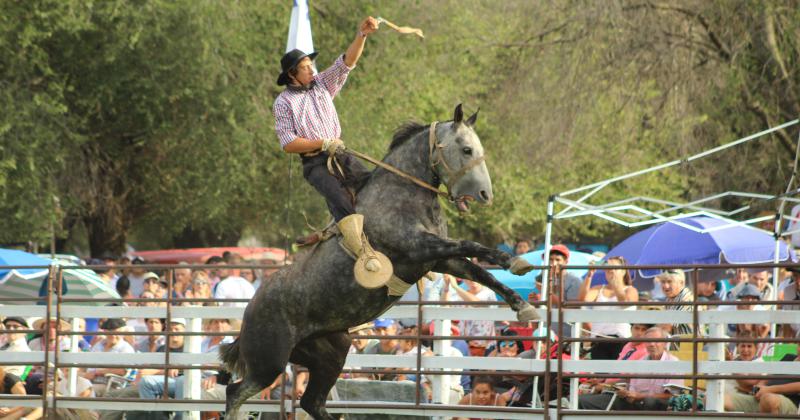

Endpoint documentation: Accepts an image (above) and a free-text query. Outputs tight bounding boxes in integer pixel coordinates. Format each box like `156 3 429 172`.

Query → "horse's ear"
453 103 464 124
466 107 480 127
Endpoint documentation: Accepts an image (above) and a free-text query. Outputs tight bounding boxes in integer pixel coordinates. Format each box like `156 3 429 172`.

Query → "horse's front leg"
432 258 540 321
404 232 533 274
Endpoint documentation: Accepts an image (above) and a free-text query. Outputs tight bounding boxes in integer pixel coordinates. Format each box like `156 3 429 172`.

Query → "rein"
331 121 485 200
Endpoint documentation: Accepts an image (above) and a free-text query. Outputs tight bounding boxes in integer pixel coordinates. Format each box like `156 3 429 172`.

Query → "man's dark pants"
579 392 668 411
302 152 370 222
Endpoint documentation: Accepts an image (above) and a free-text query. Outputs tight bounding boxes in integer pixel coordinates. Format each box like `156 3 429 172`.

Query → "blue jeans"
139 375 186 419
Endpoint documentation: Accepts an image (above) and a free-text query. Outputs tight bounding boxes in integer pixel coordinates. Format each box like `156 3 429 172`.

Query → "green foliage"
2 0 799 254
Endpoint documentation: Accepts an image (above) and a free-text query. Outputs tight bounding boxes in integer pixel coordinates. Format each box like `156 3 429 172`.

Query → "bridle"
427 121 486 200
334 121 486 201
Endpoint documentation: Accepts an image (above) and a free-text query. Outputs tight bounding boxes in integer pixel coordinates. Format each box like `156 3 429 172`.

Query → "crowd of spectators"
0 242 798 418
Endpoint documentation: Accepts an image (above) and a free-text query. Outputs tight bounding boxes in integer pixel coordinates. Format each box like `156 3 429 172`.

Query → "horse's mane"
389 122 427 151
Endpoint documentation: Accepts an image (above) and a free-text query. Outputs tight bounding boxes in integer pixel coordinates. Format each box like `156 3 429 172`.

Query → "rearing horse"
221 104 537 419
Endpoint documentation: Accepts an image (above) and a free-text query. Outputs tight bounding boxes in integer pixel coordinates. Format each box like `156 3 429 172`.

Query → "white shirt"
214 276 255 307
1 338 32 377
126 273 147 298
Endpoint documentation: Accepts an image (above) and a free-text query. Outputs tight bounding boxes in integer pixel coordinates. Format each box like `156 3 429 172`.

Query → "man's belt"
301 150 322 158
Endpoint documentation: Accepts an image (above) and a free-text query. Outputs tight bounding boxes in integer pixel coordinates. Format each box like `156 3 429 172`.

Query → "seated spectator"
27 317 72 352
658 270 694 336
584 322 653 393
726 284 770 345
213 273 255 308
696 279 728 303
115 275 132 301
729 270 776 308
779 267 800 338
172 264 192 299
1 317 32 379
136 319 187 416
142 272 166 299
455 375 508 419
579 256 638 360
0 366 41 419
514 238 532 256
82 318 136 396
484 329 524 358
364 319 399 381
184 271 216 306
578 327 678 411
725 343 799 414
724 331 763 405
134 318 166 353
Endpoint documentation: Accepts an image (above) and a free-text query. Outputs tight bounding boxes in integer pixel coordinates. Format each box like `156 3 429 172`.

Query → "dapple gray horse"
221 104 537 419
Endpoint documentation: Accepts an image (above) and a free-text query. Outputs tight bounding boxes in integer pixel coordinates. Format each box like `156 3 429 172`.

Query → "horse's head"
432 104 493 213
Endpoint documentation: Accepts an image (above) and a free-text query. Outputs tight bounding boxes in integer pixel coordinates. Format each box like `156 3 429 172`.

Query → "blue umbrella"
0 249 51 283
488 248 600 301
607 215 794 283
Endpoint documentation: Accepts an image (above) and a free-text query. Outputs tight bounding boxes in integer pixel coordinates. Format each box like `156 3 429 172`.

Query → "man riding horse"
273 16 387 279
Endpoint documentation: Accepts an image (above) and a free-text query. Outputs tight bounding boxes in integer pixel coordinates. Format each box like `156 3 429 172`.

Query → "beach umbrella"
488 248 600 301
0 258 119 305
606 215 794 287
0 248 51 283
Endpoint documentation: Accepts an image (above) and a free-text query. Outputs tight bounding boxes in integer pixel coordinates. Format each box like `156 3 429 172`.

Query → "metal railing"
0 262 798 419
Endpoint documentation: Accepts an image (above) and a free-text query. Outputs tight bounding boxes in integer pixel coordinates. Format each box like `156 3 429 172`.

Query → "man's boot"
337 214 393 288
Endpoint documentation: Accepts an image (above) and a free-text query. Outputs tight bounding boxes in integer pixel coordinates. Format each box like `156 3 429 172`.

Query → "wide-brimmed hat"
32 317 71 331
277 49 318 86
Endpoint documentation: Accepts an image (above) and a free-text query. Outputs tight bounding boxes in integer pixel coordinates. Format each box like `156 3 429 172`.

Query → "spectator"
172 264 192 298
136 319 187 412
0 366 39 419
142 272 166 299
448 277 498 356
584 322 653 393
134 318 166 353
1 317 32 379
201 318 233 353
28 318 72 352
115 275 132 301
184 271 215 306
484 329 524 358
514 238 532 256
729 270 776 308
82 318 135 396
724 342 799 414
240 268 259 288
726 284 770 347
778 267 800 338
213 273 255 308
126 257 149 298
205 255 228 288
579 256 638 360
578 327 679 411
536 244 582 304
455 375 508 419
658 269 694 336
364 319 399 380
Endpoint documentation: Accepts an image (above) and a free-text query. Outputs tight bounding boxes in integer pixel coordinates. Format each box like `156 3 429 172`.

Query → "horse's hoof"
509 256 535 275
517 304 540 322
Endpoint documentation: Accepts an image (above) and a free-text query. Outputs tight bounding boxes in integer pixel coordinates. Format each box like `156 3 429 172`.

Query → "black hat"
277 49 318 86
3 316 28 328
101 318 127 331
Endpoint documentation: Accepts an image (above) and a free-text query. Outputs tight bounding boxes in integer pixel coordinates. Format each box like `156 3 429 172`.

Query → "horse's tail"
219 337 245 378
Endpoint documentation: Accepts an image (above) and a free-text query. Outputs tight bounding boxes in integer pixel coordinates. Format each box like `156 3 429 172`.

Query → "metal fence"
0 262 798 419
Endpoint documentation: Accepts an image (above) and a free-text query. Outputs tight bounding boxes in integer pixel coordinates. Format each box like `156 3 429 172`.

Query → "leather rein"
335 122 485 200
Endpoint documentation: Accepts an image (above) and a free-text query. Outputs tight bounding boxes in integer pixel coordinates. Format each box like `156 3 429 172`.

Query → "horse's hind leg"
225 347 289 418
289 332 351 420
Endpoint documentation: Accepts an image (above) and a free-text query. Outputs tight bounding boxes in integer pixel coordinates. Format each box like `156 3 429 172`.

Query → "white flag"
286 0 314 54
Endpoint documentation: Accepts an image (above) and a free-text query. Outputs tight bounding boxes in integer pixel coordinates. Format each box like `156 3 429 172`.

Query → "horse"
221 104 538 419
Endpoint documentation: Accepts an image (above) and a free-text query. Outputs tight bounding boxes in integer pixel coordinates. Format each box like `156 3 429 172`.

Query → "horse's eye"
462 147 473 155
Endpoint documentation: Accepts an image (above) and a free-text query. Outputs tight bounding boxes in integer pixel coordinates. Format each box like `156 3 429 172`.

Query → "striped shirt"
273 54 354 149
666 287 695 336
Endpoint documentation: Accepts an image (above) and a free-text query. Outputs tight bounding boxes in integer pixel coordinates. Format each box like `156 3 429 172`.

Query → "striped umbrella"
0 248 51 283
0 258 119 305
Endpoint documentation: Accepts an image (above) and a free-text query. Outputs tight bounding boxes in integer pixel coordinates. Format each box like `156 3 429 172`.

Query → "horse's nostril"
479 190 490 201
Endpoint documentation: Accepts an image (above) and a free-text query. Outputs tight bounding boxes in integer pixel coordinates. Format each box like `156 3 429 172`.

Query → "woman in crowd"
579 256 638 360
184 271 217 306
454 375 508 420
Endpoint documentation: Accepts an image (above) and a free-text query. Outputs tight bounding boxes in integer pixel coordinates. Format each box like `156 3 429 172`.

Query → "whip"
376 16 425 39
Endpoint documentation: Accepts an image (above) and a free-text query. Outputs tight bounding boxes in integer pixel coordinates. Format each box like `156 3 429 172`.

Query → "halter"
428 121 486 200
